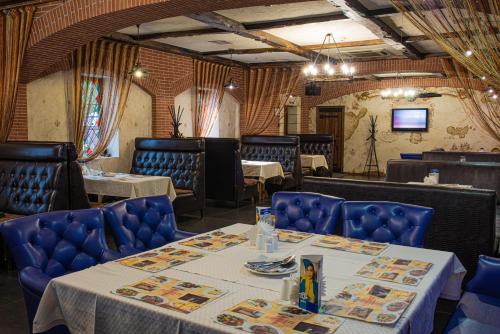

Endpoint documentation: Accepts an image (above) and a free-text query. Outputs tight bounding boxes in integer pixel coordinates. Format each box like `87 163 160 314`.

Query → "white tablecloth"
83 173 176 201
241 160 285 183
301 154 329 171
34 224 465 334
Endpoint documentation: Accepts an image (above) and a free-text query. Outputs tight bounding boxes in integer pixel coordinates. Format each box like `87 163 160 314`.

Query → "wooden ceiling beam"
244 12 348 30
187 11 325 63
105 32 248 67
330 0 424 59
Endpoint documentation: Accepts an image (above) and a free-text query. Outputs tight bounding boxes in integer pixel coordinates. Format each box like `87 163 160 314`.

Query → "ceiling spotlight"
493 94 498 99
481 76 486 80
224 78 238 90
464 50 473 57
488 88 494 94
130 63 147 78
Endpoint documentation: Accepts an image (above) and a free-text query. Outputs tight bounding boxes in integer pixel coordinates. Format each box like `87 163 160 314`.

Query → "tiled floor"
0 199 456 333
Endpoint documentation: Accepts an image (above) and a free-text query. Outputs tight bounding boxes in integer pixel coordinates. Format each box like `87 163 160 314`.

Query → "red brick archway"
22 0 309 83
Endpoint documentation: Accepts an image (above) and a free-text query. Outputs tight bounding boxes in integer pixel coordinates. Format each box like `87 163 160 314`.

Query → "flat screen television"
391 108 429 131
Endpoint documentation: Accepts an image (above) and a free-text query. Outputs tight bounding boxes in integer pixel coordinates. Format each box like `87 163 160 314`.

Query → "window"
81 77 119 158
285 106 299 135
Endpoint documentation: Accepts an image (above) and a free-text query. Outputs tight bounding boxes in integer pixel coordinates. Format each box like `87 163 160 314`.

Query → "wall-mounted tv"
391 108 429 131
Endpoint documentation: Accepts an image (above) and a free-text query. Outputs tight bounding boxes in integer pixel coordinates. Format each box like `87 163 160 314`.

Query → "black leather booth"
240 135 301 193
131 138 206 216
298 134 334 177
385 159 500 200
0 141 90 216
205 138 258 207
422 151 500 163
303 176 497 281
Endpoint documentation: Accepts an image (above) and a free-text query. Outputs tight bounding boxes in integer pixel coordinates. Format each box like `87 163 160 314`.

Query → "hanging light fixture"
224 49 239 90
129 24 148 78
302 33 355 79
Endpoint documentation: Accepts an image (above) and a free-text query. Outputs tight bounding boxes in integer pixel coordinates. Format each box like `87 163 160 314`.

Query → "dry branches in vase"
169 105 184 138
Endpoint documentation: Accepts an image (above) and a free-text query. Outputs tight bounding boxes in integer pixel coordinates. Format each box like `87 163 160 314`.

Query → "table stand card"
117 246 205 272
356 256 433 286
112 275 227 314
313 235 388 256
299 255 323 313
321 283 416 325
215 299 342 334
180 230 248 251
277 230 313 243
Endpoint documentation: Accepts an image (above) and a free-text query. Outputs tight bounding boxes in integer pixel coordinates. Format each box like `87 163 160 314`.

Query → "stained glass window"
82 78 102 159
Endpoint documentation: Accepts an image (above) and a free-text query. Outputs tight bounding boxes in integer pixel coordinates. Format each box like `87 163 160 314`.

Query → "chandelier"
129 25 148 78
380 88 421 102
302 33 355 79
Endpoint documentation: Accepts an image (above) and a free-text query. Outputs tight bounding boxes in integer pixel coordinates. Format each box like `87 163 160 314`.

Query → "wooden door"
317 106 344 172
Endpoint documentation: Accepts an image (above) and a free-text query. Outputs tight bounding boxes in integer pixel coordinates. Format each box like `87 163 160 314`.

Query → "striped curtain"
193 60 231 137
243 67 300 135
0 6 34 142
71 40 138 161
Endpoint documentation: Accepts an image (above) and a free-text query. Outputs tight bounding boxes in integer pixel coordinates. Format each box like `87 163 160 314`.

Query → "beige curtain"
243 67 300 135
441 58 500 141
193 60 231 137
71 40 138 161
390 0 499 89
0 6 34 142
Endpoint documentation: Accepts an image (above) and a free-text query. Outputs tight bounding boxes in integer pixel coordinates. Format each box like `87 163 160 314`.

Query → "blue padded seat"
445 255 500 333
272 192 344 235
103 195 195 255
342 201 433 247
1 209 119 333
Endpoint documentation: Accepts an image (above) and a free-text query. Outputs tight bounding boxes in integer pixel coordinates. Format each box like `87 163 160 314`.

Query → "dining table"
241 160 284 200
300 154 329 172
33 223 466 334
83 173 177 203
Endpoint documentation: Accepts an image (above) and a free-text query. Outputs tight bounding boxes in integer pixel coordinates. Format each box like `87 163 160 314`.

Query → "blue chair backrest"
342 201 433 247
272 192 344 235
103 195 177 254
1 208 112 278
466 255 500 300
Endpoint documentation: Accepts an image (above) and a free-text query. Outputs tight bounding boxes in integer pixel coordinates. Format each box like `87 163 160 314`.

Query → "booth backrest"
205 138 243 201
298 134 334 171
423 151 500 163
302 176 497 281
131 138 205 193
240 135 301 185
386 159 500 198
0 142 89 215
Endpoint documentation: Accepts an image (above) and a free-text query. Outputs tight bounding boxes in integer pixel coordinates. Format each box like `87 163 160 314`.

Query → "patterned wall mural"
311 87 500 174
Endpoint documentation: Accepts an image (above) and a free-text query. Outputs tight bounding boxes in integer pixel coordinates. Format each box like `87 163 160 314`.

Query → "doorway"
316 106 344 172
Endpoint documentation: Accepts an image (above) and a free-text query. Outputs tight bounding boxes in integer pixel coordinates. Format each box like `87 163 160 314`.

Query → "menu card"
277 229 313 243
117 246 205 272
356 256 433 286
321 283 416 325
313 235 388 256
180 230 248 252
112 275 227 314
215 299 342 334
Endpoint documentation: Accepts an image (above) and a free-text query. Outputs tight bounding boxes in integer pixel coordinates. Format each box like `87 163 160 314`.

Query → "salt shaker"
256 232 264 251
265 236 274 253
280 277 292 301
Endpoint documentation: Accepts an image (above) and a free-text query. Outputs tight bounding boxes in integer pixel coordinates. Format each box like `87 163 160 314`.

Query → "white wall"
174 88 240 138
26 71 153 172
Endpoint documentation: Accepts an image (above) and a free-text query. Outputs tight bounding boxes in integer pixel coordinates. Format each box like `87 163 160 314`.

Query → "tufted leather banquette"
303 176 496 281
205 138 258 207
131 138 205 216
423 151 500 163
342 201 433 247
1 209 119 333
298 134 334 177
0 141 90 217
104 195 195 255
272 192 344 235
240 135 301 193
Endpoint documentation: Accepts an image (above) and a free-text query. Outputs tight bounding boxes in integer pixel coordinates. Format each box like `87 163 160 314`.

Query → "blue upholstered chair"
445 255 500 333
272 192 344 235
103 195 195 255
342 201 433 247
0 209 119 333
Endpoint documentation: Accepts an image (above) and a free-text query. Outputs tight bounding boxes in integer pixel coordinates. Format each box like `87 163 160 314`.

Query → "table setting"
33 207 466 334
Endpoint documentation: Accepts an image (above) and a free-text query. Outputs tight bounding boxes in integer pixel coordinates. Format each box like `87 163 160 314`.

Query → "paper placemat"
117 246 205 272
180 230 248 252
313 235 388 256
277 229 314 243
